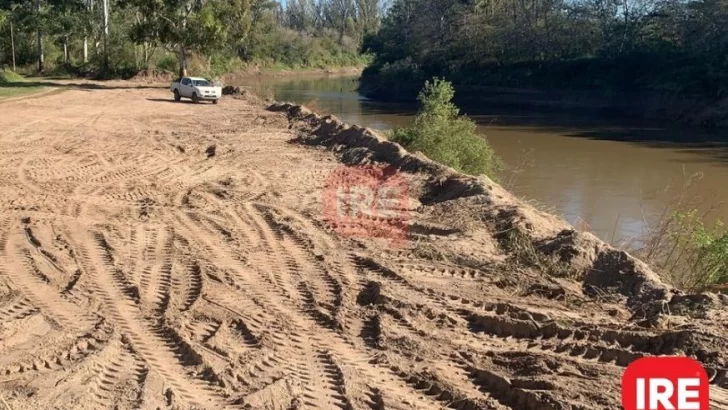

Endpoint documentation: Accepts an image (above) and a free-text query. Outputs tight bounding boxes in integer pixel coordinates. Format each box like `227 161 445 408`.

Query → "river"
236 74 728 247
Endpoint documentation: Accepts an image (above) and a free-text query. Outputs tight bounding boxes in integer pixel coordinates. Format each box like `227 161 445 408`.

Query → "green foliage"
362 0 728 102
658 211 728 289
390 78 502 177
0 70 25 83
0 71 45 99
156 55 178 74
0 0 377 77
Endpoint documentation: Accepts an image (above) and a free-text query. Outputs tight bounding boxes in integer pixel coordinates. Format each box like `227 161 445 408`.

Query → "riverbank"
121 65 365 89
359 70 728 130
225 65 365 79
268 100 728 406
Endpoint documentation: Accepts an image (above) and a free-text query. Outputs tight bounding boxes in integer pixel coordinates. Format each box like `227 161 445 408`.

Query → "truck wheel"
213 99 219 105
192 93 200 104
174 90 181 102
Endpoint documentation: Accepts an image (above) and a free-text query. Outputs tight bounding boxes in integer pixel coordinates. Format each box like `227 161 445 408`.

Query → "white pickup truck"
170 77 222 104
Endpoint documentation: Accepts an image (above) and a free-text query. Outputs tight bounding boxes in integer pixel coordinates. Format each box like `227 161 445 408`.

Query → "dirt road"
0 82 726 410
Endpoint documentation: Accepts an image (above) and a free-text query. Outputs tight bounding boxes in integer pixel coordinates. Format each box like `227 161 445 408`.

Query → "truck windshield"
192 80 211 87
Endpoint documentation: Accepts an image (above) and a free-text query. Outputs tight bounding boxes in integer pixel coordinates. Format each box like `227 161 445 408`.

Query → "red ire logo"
322 165 410 247
622 357 710 410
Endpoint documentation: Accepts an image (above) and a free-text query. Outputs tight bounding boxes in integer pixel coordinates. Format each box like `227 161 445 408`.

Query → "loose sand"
0 81 726 409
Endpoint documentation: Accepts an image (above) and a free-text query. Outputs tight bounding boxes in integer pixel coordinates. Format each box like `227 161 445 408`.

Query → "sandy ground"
0 82 726 410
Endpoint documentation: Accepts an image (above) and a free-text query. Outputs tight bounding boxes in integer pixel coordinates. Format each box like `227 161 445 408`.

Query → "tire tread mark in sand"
24 226 65 273
19 248 53 284
237 351 289 394
17 156 48 195
463 362 558 410
88 342 147 409
1 319 113 377
396 262 484 280
296 280 339 331
63 269 83 294
93 230 204 368
237 205 298 300
185 210 442 409
365 387 386 410
255 204 343 329
72 229 230 409
303 331 443 410
361 257 705 381
92 232 141 303
179 261 203 311
0 298 39 322
203 292 287 348
230 318 262 348
387 365 500 410
176 210 438 409
1 232 95 332
0 217 10 253
138 227 159 296
203 293 295 394
311 350 353 410
152 227 174 316
464 309 728 377
355 256 479 327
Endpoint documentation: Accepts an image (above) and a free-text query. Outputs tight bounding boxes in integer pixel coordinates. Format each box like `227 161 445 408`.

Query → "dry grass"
496 224 578 279
634 170 728 291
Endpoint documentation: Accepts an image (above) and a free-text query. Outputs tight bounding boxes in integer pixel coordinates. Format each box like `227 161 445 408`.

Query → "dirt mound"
269 100 728 399
268 102 679 311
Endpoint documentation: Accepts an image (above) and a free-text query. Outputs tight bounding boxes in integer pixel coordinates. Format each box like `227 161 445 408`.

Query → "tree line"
361 0 728 102
0 0 387 77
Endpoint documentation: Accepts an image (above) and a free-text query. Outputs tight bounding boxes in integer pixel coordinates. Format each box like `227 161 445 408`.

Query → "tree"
36 0 43 72
47 0 90 64
0 9 15 71
1 0 376 74
128 0 229 77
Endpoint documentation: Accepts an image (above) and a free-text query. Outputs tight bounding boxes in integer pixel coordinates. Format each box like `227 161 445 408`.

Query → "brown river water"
237 74 728 247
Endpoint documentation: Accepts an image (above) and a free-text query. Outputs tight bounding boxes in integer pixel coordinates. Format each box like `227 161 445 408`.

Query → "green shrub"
636 173 728 291
156 54 178 73
650 210 728 290
389 78 502 177
0 71 25 83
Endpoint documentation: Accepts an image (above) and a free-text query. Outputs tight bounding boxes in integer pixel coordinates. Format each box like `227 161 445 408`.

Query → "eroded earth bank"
0 82 727 409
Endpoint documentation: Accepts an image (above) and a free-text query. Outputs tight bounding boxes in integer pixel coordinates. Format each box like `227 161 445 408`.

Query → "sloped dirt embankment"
269 101 728 407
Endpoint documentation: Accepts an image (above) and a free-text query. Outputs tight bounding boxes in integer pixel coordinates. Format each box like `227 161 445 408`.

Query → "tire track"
87 340 147 409
255 204 343 330
1 229 96 333
0 297 39 322
387 364 505 410
69 228 233 409
146 227 174 316
0 319 113 378
238 204 300 301
187 207 448 409
177 260 203 311
138 227 159 299
302 350 353 410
